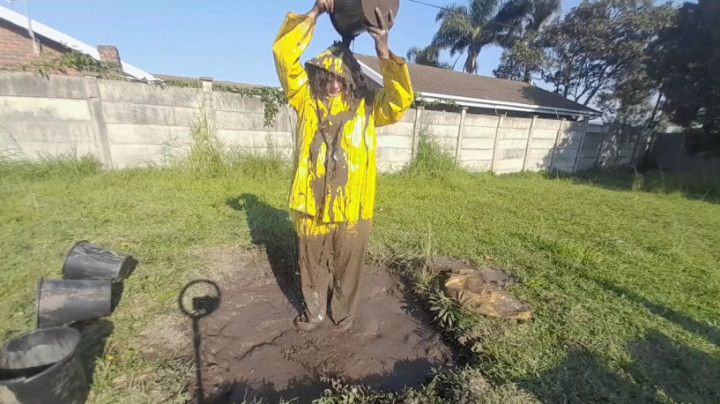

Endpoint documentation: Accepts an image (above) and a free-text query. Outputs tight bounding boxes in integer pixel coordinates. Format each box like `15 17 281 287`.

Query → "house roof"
355 54 597 117
0 5 155 81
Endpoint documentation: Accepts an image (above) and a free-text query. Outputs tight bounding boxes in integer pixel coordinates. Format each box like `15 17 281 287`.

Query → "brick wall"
0 19 67 67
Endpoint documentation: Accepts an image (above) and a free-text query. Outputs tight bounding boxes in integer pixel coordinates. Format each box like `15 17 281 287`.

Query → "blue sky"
6 0 682 86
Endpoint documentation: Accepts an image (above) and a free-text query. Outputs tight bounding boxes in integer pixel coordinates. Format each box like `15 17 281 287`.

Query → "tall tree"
493 0 560 82
430 0 532 74
406 46 452 69
648 0 720 148
523 0 675 123
493 36 547 82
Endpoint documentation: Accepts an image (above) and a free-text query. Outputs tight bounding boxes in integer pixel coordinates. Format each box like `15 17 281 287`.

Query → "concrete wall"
0 72 645 173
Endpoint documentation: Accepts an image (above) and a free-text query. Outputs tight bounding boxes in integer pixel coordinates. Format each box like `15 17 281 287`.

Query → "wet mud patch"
186 247 455 403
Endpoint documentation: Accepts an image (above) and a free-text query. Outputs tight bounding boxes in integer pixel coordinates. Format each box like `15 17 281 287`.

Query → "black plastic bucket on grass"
0 327 88 404
63 241 137 281
330 0 400 40
37 279 112 328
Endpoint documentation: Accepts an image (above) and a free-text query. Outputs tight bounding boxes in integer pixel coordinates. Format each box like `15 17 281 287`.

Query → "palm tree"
406 46 452 69
431 0 539 74
495 0 559 47
519 0 559 37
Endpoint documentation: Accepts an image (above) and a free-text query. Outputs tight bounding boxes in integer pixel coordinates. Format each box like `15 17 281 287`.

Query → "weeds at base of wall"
630 170 720 200
0 153 102 182
183 111 290 179
225 152 289 177
563 167 720 201
400 130 473 183
0 113 290 181
187 112 226 177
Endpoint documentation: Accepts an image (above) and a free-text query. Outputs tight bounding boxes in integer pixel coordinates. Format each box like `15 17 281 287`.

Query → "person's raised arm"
272 1 335 111
367 8 414 127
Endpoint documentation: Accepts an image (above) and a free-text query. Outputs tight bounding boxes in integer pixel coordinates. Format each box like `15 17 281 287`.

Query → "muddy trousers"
295 217 372 324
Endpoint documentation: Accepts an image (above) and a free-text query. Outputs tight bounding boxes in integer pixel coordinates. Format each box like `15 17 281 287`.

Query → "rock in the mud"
443 269 532 321
475 268 518 289
431 257 517 286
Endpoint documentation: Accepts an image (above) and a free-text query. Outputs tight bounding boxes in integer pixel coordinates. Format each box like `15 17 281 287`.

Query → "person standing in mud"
273 0 414 331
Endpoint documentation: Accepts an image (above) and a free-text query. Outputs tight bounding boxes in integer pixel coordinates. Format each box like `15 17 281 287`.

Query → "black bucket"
63 241 137 281
0 327 88 404
330 0 400 40
37 279 112 328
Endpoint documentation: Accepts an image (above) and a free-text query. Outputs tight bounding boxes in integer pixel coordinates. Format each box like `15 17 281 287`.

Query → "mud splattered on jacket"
273 13 414 232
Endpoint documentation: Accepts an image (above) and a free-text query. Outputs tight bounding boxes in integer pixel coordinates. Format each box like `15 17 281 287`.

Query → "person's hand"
308 0 335 19
367 7 393 59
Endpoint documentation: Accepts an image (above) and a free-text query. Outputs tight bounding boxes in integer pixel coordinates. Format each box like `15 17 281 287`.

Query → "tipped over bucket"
63 241 136 281
330 0 400 40
36 279 112 328
0 327 88 404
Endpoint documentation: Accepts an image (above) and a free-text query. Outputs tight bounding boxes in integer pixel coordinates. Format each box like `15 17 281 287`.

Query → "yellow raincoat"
273 13 413 235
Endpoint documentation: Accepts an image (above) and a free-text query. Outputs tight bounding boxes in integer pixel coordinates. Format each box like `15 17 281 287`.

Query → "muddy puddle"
179 248 455 403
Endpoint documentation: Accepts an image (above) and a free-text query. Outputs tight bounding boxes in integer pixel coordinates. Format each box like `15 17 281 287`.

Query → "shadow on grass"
524 271 720 402
69 253 135 396
548 168 720 203
523 330 720 403
629 330 720 403
225 194 304 316
72 319 114 389
592 277 720 347
522 346 655 402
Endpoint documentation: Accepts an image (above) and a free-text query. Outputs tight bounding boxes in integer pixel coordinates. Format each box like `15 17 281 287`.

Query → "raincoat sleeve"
373 53 415 127
272 13 315 111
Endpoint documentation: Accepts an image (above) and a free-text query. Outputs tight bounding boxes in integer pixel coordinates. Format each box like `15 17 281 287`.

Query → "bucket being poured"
36 279 112 328
63 241 136 281
0 327 89 404
330 0 400 40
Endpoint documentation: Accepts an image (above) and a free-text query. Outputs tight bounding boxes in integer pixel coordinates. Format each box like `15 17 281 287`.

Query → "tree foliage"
413 0 535 74
496 0 674 123
648 0 720 145
546 1 672 109
493 34 547 82
407 0 558 75
494 0 560 82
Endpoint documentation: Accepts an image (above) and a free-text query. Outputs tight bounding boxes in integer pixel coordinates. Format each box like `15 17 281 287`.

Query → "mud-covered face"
308 65 350 100
326 75 346 99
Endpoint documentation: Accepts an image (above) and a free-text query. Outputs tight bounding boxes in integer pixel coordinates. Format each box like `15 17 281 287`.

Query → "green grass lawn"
1 153 718 403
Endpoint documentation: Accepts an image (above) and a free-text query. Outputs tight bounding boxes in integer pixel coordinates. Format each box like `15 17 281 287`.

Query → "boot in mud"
294 312 324 331
332 316 354 333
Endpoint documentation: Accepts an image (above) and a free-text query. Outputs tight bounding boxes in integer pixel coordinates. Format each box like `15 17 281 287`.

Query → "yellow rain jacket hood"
273 13 414 230
305 44 358 84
